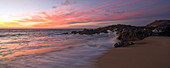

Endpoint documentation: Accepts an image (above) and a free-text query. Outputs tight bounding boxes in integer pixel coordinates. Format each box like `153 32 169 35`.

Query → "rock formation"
146 20 170 27
146 20 170 36
68 20 170 47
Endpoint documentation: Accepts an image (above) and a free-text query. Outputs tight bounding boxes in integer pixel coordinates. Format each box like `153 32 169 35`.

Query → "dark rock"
157 25 170 36
117 27 152 41
69 20 170 47
146 20 170 27
114 42 121 47
146 20 170 36
114 41 135 47
62 32 69 34
129 42 135 45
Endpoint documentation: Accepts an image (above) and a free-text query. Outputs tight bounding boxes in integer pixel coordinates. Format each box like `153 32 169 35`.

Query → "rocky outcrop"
159 25 170 36
69 20 170 47
71 24 153 40
117 27 152 41
71 29 97 35
146 20 170 36
146 20 170 27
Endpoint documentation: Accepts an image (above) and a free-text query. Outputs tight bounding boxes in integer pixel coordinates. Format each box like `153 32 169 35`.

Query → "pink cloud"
62 0 76 5
14 0 170 28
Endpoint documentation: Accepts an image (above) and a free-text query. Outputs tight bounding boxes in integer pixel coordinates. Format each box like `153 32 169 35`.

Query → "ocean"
0 29 118 68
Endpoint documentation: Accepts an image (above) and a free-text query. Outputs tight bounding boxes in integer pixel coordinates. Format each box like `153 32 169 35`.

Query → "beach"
95 36 170 68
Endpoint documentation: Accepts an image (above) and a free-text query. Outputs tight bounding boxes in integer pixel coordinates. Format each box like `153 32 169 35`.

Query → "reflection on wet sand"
4 45 73 58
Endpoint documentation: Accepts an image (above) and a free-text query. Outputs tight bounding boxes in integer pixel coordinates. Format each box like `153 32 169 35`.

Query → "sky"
0 0 169 29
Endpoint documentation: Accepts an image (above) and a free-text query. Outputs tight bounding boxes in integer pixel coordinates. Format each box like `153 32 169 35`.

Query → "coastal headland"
68 20 170 68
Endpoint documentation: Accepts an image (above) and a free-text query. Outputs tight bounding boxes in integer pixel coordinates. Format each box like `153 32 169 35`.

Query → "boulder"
114 41 135 47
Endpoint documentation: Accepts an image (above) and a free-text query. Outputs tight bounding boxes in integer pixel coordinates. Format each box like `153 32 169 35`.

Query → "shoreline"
94 36 170 68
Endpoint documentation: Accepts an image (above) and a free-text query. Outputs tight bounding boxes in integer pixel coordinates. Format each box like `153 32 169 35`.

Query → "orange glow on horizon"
0 0 169 29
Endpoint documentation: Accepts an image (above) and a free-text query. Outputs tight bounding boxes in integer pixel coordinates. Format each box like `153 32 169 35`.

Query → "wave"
0 30 119 68
0 34 26 37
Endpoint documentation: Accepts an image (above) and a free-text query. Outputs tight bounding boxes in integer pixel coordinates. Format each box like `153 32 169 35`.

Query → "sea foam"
0 29 119 68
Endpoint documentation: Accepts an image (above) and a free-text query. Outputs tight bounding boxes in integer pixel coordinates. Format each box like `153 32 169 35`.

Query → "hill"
146 20 170 27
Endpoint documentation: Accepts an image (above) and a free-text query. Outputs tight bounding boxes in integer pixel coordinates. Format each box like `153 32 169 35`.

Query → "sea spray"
107 30 120 46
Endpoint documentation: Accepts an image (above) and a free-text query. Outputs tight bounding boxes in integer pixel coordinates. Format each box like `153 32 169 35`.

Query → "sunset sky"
0 0 170 29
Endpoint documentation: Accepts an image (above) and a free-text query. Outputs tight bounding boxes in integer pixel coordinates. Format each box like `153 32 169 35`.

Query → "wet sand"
95 36 170 68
